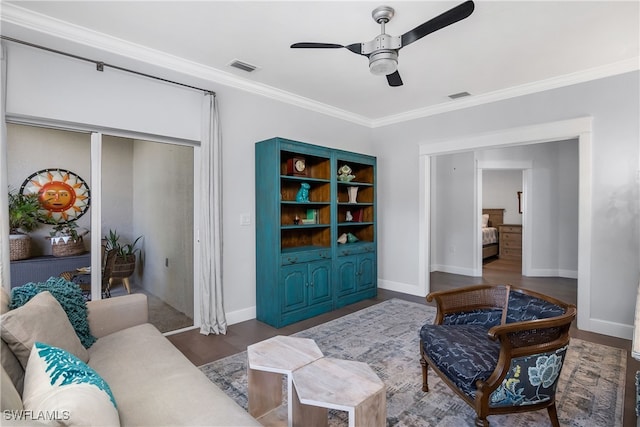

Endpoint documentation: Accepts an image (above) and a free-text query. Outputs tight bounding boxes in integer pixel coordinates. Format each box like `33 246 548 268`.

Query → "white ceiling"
2 1 639 127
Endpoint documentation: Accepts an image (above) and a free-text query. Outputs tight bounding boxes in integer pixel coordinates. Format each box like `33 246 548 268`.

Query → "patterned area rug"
199 299 626 426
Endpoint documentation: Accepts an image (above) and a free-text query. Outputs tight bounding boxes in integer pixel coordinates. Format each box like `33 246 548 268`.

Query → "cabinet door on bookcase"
281 264 308 313
356 253 375 291
336 256 357 297
308 260 332 306
281 260 332 314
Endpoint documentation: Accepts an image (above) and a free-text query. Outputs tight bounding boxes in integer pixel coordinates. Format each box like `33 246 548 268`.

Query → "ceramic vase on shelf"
347 186 359 203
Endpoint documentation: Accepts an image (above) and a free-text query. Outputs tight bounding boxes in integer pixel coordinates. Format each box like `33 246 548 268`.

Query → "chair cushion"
506 291 565 323
443 308 503 327
420 324 500 398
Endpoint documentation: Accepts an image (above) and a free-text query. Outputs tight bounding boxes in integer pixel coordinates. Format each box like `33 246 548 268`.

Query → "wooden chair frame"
420 284 576 427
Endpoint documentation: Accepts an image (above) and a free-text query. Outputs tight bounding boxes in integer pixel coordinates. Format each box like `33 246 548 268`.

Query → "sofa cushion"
1 339 24 396
10 277 96 348
23 342 119 426
1 291 88 369
1 287 10 314
88 323 260 426
1 366 23 412
420 324 500 398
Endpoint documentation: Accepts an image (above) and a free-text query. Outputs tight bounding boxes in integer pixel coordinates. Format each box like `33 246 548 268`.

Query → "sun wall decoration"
20 168 91 224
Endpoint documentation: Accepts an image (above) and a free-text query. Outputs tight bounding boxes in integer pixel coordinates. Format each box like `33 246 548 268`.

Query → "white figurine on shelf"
345 210 353 222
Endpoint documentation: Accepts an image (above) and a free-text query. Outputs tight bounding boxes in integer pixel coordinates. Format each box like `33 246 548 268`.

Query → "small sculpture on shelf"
345 210 353 222
338 164 355 182
296 182 310 203
337 232 359 244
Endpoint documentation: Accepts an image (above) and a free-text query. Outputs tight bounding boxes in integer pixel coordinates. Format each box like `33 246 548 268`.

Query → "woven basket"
9 234 31 261
52 238 85 257
111 254 136 278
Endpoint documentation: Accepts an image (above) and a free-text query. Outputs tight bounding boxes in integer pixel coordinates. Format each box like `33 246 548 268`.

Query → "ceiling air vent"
228 59 259 73
448 91 471 100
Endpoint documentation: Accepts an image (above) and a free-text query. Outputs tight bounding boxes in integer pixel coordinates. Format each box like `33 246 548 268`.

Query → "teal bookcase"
255 137 377 327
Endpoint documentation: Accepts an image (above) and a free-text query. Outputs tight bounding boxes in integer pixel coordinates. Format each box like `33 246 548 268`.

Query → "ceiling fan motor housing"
369 50 398 75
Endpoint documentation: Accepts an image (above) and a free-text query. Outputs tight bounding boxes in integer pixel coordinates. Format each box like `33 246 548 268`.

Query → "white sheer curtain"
199 93 227 335
0 43 10 291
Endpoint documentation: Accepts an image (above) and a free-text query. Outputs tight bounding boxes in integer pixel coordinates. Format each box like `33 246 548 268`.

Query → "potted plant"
103 229 142 279
49 220 87 257
8 189 45 260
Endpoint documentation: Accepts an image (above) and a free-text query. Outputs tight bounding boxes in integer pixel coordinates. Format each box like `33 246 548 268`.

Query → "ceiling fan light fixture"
369 50 398 76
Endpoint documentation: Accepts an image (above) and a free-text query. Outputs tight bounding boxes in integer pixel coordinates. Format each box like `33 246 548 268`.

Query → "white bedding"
482 227 498 245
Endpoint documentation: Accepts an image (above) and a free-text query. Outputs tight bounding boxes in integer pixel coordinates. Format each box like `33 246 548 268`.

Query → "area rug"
199 299 626 426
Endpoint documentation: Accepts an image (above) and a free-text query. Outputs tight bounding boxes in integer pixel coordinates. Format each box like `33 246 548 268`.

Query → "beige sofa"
1 289 260 426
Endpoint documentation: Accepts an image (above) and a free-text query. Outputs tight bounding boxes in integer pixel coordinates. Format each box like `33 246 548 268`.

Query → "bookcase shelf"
256 137 377 327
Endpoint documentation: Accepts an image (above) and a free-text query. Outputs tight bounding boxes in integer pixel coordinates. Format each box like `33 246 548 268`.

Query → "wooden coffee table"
292 357 386 427
247 335 324 426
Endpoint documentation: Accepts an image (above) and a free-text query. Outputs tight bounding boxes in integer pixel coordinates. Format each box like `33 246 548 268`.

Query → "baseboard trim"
378 279 425 297
587 317 633 340
430 264 478 277
226 305 257 326
527 268 578 279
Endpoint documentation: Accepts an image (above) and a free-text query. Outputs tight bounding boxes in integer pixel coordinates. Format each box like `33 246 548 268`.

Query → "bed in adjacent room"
482 208 504 259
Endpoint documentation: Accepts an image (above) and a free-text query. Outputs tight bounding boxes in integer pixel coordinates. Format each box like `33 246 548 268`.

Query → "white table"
247 335 324 426
292 357 386 427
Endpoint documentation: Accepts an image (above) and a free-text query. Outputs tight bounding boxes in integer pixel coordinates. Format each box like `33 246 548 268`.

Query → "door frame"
3 117 201 327
418 117 592 331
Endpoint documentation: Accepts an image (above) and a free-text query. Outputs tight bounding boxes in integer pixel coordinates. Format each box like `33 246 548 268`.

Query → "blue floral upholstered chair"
420 284 576 427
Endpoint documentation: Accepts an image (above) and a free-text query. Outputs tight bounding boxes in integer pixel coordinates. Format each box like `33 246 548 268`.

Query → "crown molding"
0 2 373 127
372 57 639 128
2 3 638 130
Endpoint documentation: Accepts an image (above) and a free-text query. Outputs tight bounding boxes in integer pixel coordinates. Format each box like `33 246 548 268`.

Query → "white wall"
1 42 373 326
482 170 522 225
132 140 194 318
372 71 639 338
7 124 92 255
101 136 134 242
3 39 638 339
213 84 373 322
430 152 476 276
6 43 202 142
478 141 579 276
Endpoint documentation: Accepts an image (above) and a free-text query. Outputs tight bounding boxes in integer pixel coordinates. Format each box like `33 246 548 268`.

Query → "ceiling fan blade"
386 71 403 87
291 42 363 56
291 42 345 49
401 0 475 48
344 43 363 55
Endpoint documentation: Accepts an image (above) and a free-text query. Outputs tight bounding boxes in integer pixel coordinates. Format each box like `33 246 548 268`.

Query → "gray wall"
3 41 638 339
431 140 579 278
482 170 522 225
373 71 639 338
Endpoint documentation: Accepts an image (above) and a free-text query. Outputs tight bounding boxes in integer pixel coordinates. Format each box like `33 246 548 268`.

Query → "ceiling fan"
291 1 475 87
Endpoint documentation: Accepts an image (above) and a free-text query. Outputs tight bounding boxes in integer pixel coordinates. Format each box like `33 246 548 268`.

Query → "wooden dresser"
499 224 522 260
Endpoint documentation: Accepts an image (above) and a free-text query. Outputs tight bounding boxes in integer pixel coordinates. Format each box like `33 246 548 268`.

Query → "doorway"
419 117 592 331
481 168 525 276
101 135 194 333
6 124 195 333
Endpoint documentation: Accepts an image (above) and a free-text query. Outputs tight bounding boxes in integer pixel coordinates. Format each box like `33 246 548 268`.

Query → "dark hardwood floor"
168 258 639 426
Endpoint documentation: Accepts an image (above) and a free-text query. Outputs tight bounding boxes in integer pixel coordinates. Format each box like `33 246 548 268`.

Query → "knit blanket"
10 276 96 348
